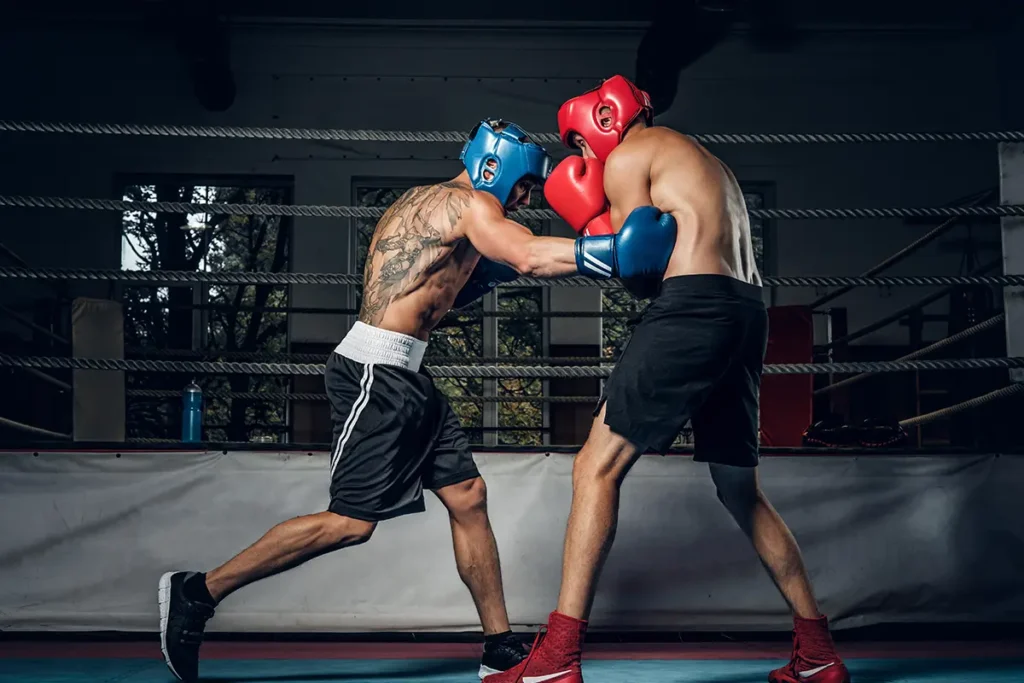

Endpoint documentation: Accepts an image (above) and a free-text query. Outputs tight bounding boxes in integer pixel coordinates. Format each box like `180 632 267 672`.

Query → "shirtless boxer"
484 77 850 683
158 118 677 683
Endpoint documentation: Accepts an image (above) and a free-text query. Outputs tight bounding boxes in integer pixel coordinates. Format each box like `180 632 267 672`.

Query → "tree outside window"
121 180 291 443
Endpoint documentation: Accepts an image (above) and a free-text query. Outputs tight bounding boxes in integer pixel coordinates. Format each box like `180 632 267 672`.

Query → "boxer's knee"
573 422 639 489
320 510 377 548
436 476 488 523
709 462 761 522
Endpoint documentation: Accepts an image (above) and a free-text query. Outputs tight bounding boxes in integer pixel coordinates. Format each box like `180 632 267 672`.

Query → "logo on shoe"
799 662 835 678
523 672 576 683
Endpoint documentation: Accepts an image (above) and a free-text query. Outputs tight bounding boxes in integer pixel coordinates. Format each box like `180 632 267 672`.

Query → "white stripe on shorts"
330 362 375 477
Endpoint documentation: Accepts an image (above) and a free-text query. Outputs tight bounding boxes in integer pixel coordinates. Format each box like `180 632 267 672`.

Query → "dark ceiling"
8 0 1016 114
8 0 1018 27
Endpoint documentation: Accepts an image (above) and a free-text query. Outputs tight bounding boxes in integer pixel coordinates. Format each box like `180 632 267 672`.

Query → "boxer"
158 118 677 683
484 77 850 683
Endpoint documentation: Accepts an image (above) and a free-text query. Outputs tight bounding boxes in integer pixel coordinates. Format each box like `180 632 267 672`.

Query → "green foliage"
122 180 766 447
122 183 290 443
495 209 545 446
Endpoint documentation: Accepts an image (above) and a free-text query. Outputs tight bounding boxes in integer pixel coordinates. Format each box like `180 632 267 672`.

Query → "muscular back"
607 127 761 285
358 182 481 339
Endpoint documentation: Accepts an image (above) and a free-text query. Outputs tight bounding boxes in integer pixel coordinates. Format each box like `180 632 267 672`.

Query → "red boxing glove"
543 156 608 233
584 211 613 236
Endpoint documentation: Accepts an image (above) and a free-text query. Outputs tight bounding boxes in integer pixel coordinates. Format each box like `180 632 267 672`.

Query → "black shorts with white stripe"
324 352 480 522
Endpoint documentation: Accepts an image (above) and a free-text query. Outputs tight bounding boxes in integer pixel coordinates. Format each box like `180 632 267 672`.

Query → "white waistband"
334 321 428 372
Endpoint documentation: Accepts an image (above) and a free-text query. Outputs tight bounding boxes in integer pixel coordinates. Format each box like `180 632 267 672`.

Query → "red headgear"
557 75 653 162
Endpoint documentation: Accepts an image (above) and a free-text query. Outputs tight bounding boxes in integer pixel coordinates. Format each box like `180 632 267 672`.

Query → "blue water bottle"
182 380 203 442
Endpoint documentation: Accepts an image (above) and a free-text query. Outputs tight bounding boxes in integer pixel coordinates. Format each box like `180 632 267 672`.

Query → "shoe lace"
175 602 214 647
484 636 528 666
513 627 547 682
787 632 833 674
786 632 803 673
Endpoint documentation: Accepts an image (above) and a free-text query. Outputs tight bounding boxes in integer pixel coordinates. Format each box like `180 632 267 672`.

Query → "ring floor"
1 641 1022 683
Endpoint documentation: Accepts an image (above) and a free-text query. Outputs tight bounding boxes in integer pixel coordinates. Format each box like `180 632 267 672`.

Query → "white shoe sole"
479 663 501 679
158 572 184 681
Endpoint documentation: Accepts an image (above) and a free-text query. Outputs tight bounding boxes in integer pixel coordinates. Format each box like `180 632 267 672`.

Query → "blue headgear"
460 119 553 206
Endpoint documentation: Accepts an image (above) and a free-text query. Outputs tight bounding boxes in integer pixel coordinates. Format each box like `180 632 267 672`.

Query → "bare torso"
358 181 481 340
608 127 762 285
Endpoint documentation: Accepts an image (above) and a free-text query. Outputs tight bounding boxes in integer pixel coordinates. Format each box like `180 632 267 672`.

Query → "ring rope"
125 389 599 404
119 384 1024 435
1 267 1021 289
809 193 994 310
15 366 72 393
0 240 29 267
0 415 71 440
1 194 1021 222
0 266 610 288
3 355 1023 377
0 302 71 346
899 383 1024 428
121 303 645 319
4 120 1024 145
820 262 998 351
126 348 617 365
815 313 1007 396
125 306 640 320
73 385 1024 434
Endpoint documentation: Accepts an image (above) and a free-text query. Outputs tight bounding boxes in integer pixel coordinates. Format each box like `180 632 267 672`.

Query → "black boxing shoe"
159 571 215 683
479 633 529 679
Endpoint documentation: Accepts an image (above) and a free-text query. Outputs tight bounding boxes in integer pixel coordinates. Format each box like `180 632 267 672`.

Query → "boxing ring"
3 125 1024 680
3 447 1024 632
3 450 1024 682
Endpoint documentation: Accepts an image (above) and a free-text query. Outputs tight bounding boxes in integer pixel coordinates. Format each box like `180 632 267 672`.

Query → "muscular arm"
463 194 578 278
604 146 655 229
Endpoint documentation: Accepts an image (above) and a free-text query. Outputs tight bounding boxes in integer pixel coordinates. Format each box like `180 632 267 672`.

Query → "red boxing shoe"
768 647 850 683
769 616 850 683
482 612 585 683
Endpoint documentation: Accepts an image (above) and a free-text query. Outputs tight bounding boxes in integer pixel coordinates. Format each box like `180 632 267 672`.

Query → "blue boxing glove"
452 258 519 309
574 206 677 280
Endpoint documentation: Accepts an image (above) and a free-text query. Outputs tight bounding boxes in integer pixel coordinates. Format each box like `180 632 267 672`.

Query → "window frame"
114 173 295 442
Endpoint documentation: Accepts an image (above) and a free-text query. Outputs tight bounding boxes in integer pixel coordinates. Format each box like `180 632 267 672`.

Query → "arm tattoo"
359 183 472 324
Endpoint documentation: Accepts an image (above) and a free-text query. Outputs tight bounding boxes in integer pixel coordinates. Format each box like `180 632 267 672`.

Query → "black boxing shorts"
597 274 768 466
324 322 480 521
